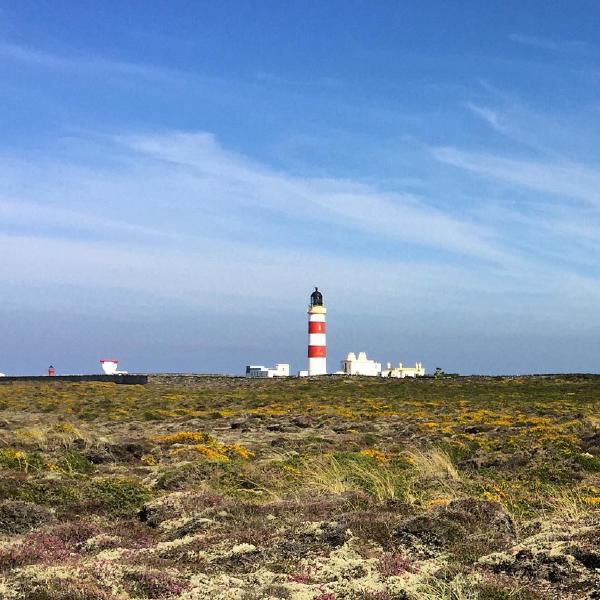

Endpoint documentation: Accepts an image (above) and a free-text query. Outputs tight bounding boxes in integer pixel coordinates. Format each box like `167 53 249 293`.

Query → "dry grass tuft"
547 488 591 524
305 454 401 501
406 448 461 483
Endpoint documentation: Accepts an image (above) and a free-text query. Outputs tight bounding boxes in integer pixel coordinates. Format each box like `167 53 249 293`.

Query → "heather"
0 375 599 599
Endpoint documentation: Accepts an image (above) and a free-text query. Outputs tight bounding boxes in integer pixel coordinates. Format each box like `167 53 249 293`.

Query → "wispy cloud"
432 146 600 207
119 131 506 262
0 41 181 82
4 129 600 327
463 102 507 134
509 33 593 53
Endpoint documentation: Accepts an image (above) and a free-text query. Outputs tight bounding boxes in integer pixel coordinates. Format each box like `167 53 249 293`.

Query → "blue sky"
2 1 600 375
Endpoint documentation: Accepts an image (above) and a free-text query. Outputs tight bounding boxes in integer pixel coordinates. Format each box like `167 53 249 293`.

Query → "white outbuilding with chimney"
340 352 382 376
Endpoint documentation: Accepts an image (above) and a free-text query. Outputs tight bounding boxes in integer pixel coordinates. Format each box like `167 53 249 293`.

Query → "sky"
2 1 600 375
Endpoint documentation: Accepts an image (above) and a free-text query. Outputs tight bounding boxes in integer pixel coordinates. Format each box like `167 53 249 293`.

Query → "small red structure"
48 365 55 377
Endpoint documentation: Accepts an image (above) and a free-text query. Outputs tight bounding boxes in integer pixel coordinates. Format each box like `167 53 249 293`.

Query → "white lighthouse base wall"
308 357 327 376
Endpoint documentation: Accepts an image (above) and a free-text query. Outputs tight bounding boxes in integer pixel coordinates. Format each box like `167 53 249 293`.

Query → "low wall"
147 374 242 386
0 374 148 385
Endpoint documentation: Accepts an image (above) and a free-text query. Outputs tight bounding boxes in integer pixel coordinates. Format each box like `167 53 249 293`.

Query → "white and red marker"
308 287 327 376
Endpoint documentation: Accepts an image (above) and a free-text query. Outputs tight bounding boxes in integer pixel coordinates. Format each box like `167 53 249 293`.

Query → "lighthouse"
308 287 327 376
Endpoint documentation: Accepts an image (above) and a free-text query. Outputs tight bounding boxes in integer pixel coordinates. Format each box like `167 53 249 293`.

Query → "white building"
246 363 290 378
381 361 425 378
340 352 382 376
100 359 128 375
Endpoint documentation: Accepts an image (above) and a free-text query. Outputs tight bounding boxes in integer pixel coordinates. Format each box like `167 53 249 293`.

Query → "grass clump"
305 452 408 501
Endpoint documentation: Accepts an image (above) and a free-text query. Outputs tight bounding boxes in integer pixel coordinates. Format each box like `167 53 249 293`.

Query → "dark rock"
0 500 55 534
581 432 600 455
270 437 287 447
291 416 311 428
84 450 114 464
137 504 153 526
572 546 600 570
394 498 515 559
108 439 152 462
72 438 87 450
332 424 350 433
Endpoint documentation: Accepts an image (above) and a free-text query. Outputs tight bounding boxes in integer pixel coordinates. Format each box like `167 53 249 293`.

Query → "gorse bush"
152 430 253 462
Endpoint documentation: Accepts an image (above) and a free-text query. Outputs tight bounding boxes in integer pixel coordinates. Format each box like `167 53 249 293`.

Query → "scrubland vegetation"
1 375 599 599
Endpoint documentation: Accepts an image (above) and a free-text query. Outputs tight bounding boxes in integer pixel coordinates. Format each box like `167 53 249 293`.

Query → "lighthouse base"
308 357 327 376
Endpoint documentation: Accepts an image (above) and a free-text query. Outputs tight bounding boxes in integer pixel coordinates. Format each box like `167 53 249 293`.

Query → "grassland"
1 375 599 599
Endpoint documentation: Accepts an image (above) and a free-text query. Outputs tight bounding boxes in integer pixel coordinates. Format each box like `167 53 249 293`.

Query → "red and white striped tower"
308 287 327 376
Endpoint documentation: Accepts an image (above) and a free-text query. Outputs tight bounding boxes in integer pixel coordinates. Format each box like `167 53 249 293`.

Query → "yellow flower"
482 491 502 503
427 497 450 507
171 444 229 462
152 431 209 445
227 444 254 460
582 496 600 505
360 449 387 462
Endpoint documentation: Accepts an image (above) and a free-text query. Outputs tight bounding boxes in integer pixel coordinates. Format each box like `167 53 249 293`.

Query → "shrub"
59 450 95 474
0 500 55 534
11 579 111 600
377 552 413 577
0 532 70 570
12 480 82 507
0 448 44 472
91 476 151 511
125 570 188 598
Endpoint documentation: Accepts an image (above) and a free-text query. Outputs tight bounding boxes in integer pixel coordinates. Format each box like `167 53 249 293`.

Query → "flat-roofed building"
245 363 290 378
381 361 425 378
